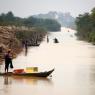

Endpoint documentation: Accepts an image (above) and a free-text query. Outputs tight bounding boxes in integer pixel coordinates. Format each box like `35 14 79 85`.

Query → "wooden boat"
0 69 54 77
31 44 40 46
54 38 59 43
27 43 40 47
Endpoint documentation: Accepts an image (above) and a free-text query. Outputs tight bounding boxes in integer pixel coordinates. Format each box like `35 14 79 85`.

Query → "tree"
76 7 95 43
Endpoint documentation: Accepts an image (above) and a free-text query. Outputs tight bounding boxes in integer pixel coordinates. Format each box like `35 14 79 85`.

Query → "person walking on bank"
4 50 13 73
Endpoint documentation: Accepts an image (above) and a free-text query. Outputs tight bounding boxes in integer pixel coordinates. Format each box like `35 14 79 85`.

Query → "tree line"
76 8 95 43
0 11 61 31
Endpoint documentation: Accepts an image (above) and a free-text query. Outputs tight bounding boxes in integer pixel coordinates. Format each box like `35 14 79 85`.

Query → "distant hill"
33 11 76 29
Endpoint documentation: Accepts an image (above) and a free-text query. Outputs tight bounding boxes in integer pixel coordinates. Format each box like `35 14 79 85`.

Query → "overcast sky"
0 0 95 17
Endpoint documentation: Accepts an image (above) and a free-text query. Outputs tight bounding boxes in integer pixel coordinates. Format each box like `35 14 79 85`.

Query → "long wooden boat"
0 69 54 77
28 43 40 47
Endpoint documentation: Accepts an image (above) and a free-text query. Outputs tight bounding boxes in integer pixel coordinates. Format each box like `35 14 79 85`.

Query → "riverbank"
0 26 22 64
0 26 47 64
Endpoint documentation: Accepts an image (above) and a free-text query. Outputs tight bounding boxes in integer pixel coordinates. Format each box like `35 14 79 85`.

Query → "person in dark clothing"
54 38 59 43
24 40 28 50
24 40 28 56
47 36 49 43
4 50 13 73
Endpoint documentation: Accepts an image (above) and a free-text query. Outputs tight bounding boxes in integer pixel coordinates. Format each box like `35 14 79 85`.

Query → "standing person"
47 36 49 43
24 40 28 56
24 40 28 50
4 49 13 73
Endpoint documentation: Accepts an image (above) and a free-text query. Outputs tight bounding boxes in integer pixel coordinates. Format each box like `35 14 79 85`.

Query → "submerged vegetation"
15 27 47 46
76 7 95 43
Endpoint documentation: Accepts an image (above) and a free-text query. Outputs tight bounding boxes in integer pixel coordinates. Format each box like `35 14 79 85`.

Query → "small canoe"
54 38 59 43
28 43 40 47
0 69 54 77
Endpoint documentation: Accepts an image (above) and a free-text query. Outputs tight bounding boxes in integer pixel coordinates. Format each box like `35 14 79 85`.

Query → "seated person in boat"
54 38 59 43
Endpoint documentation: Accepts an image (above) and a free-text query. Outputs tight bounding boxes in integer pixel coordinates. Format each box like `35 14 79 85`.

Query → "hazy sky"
0 0 95 17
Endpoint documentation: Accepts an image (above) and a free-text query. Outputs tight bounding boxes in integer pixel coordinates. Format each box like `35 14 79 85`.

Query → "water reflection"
2 76 53 86
4 76 11 85
13 76 53 85
25 47 28 56
89 64 95 84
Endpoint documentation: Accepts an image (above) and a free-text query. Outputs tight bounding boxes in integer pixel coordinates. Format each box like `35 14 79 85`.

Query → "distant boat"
27 43 40 47
23 40 40 47
31 44 40 46
0 69 54 77
54 38 59 43
68 30 70 32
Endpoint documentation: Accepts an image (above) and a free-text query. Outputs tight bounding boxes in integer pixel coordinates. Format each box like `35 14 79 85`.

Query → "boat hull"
0 69 54 77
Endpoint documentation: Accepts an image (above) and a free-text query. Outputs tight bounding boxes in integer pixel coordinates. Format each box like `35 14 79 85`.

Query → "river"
0 27 95 95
